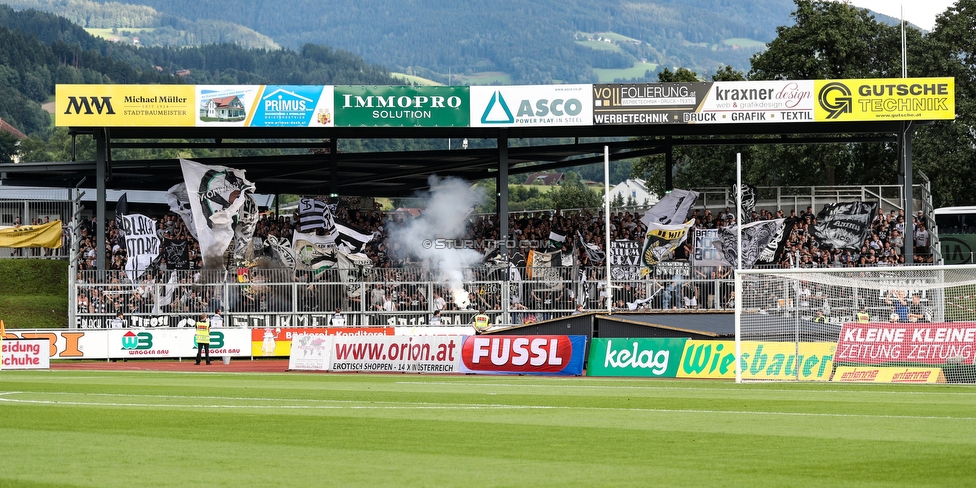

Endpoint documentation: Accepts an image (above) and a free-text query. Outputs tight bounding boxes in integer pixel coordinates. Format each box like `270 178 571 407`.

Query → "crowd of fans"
68 202 937 319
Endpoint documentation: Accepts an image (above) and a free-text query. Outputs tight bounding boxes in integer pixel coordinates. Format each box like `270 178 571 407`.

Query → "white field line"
0 391 973 421
398 381 976 395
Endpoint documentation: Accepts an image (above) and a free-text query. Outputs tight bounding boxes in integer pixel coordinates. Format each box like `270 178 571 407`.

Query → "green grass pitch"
1 371 974 487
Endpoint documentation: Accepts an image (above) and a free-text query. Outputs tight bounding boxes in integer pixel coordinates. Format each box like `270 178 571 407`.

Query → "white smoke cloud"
388 175 486 309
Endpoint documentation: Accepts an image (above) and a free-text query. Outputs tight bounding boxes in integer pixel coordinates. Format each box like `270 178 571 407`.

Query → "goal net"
734 265 976 384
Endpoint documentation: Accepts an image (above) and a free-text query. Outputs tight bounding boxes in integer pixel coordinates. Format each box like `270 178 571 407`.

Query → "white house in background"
606 178 659 206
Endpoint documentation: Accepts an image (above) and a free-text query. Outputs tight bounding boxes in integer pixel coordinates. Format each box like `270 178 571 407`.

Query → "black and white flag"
732 183 758 223
812 201 878 250
232 193 259 263
165 183 197 240
640 221 694 268
180 158 255 268
334 219 373 254
296 197 340 247
548 229 567 250
292 230 340 273
162 238 190 269
118 213 159 281
640 188 699 227
577 230 605 263
714 218 785 269
756 217 799 265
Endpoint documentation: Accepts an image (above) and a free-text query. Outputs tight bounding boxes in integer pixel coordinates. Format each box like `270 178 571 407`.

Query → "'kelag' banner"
586 338 686 377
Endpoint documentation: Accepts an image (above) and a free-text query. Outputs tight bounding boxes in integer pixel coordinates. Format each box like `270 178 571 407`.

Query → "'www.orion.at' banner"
288 334 587 376
586 338 836 381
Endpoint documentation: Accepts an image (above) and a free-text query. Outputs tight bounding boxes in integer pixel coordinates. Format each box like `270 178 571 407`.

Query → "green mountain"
4 0 801 83
0 4 396 137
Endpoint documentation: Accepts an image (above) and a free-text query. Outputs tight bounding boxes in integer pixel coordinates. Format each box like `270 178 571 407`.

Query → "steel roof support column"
329 137 339 197
95 128 107 273
665 136 674 191
498 130 510 325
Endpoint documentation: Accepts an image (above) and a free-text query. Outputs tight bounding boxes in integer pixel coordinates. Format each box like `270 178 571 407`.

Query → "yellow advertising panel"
833 366 945 383
814 77 954 122
56 84 196 127
0 220 63 248
677 340 836 381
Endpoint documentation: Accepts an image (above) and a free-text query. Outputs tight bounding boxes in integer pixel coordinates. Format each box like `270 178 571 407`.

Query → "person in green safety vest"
195 313 211 365
856 308 870 323
473 309 490 334
814 311 826 324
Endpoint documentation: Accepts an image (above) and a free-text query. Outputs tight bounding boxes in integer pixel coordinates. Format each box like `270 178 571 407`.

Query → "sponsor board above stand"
693 80 816 124
592 82 707 125
335 86 468 127
815 78 955 122
470 85 592 127
56 79 954 127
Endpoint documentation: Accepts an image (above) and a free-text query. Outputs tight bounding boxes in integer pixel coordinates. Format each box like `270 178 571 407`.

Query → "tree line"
632 0 976 208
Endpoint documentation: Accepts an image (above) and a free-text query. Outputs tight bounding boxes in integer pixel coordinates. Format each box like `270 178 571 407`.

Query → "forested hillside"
0 5 395 138
0 0 279 48
8 0 798 83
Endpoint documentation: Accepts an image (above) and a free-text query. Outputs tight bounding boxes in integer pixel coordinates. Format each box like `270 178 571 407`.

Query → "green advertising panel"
586 338 687 377
335 85 469 127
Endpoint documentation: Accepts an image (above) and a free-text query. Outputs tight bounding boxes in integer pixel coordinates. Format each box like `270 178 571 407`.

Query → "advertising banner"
251 327 394 357
593 82 708 125
1 329 249 359
586 338 686 377
814 77 954 122
675 340 836 380
0 220 64 248
335 86 468 127
1 339 50 369
470 85 592 127
1 330 92 358
693 80 815 124
329 335 463 373
458 335 586 375
835 322 976 366
57 84 196 126
832 366 945 383
111 329 250 359
195 85 260 127
250 85 334 127
288 333 333 371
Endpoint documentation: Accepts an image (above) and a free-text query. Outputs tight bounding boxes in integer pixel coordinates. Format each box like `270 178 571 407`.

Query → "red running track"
51 358 292 373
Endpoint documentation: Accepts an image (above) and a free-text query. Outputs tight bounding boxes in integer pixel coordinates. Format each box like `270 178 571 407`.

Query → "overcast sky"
827 0 957 30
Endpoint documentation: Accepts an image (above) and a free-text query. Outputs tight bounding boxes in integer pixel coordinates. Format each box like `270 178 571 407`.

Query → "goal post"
734 264 976 384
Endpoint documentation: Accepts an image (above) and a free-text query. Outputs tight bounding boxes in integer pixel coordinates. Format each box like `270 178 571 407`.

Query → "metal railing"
73 266 736 329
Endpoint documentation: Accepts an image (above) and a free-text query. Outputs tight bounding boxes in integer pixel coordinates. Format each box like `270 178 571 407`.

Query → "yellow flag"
0 220 63 248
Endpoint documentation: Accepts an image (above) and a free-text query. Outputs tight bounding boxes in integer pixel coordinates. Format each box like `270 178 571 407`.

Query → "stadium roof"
0 122 902 197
